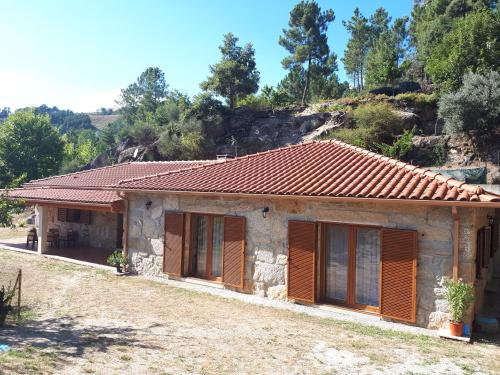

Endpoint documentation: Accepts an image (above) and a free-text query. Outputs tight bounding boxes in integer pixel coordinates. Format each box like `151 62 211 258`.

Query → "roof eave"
109 188 500 208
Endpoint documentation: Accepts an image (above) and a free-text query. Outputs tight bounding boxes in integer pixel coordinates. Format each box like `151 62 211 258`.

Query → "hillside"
89 114 121 130
85 93 500 184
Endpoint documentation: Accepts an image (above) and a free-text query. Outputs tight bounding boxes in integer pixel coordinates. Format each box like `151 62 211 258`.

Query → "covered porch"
0 237 115 266
7 188 127 267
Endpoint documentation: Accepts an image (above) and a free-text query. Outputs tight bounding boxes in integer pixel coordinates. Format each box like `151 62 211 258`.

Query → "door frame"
188 213 223 282
318 221 381 314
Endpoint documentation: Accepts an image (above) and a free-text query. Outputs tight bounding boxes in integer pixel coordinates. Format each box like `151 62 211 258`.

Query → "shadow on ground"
0 315 163 363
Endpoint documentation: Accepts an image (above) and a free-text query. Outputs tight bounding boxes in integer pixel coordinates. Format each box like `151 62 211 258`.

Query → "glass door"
354 227 380 308
324 225 349 303
322 223 381 312
193 215 208 277
191 214 224 281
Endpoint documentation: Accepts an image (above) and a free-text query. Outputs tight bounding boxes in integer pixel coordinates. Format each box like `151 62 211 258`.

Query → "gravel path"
0 248 499 374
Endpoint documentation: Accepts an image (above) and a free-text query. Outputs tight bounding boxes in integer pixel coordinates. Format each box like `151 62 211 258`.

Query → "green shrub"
121 122 159 145
237 95 271 111
378 128 415 159
394 92 438 105
432 142 448 166
438 71 500 146
317 102 352 113
106 251 127 267
330 102 407 152
443 278 475 323
330 127 372 148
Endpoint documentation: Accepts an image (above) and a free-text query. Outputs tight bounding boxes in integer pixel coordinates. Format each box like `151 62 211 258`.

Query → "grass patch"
120 354 132 361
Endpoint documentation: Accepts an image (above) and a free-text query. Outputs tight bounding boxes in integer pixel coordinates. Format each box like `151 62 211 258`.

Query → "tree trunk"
230 91 235 109
301 57 312 107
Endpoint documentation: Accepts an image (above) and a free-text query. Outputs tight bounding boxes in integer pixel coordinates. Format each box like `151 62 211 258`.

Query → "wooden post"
17 269 21 322
451 207 460 281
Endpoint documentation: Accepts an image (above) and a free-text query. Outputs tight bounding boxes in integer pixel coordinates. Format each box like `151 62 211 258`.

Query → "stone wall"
126 192 485 329
45 206 119 249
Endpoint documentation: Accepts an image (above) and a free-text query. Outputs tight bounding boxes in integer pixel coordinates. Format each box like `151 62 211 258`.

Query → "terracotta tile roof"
8 188 122 205
25 161 213 188
116 141 500 203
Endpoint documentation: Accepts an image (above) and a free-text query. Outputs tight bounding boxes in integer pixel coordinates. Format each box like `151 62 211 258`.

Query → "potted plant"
107 251 128 273
443 278 475 337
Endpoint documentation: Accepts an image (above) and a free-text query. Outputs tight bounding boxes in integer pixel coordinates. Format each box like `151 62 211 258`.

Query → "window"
190 214 224 281
57 208 91 224
321 224 381 311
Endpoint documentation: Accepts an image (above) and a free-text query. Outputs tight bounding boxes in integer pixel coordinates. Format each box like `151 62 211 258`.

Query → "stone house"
10 141 500 331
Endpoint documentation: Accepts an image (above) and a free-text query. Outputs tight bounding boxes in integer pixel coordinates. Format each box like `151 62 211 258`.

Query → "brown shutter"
222 216 245 288
163 212 185 276
288 220 316 303
380 229 418 323
484 226 491 266
476 227 484 278
57 208 67 222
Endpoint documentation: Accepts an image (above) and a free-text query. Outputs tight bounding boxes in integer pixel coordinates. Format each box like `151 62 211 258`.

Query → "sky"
0 1 413 113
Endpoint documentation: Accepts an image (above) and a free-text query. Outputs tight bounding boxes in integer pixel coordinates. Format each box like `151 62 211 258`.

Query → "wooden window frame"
318 222 382 314
57 208 91 224
188 213 224 282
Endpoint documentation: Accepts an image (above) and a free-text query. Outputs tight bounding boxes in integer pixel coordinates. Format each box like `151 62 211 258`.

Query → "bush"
378 128 415 159
106 251 127 267
122 122 159 145
394 92 438 105
317 102 352 113
438 71 500 146
443 278 475 323
237 95 271 111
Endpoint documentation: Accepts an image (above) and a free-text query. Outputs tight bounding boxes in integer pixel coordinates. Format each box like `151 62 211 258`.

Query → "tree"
438 71 500 146
118 67 168 124
365 17 409 87
279 0 335 105
425 8 500 90
369 7 391 45
410 0 494 68
201 33 260 109
342 8 370 91
0 110 64 186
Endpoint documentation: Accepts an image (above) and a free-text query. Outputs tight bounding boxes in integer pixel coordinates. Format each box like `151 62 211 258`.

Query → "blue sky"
0 1 412 112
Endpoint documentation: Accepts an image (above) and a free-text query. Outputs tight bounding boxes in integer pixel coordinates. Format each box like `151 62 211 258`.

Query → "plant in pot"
443 278 475 337
107 251 128 273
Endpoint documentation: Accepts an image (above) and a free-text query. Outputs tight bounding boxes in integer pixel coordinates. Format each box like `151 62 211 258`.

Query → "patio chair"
47 228 60 248
65 230 78 247
26 229 38 250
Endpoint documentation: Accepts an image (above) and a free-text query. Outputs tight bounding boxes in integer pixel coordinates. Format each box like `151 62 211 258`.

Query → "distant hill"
16 105 96 133
88 114 121 130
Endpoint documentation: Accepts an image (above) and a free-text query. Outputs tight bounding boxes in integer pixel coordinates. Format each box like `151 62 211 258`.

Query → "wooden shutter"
163 212 184 276
380 229 418 323
222 216 245 288
288 220 316 303
57 208 67 222
476 227 484 278
484 226 491 266
79 210 91 224
492 220 499 257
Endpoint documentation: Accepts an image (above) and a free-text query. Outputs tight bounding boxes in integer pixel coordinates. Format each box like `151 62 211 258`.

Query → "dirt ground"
0 249 499 375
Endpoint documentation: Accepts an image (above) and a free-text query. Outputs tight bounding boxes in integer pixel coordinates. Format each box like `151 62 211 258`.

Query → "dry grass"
88 114 121 130
0 249 499 374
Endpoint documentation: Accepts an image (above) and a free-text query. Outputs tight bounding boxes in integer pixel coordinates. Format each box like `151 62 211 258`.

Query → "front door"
191 214 224 281
322 224 381 312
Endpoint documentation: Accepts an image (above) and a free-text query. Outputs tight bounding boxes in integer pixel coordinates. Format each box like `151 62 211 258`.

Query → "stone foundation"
126 192 486 329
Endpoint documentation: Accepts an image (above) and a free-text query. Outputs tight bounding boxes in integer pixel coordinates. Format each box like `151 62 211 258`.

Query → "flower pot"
450 321 463 337
115 264 122 273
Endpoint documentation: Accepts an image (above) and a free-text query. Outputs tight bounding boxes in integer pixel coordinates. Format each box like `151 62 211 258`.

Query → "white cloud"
0 71 120 113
